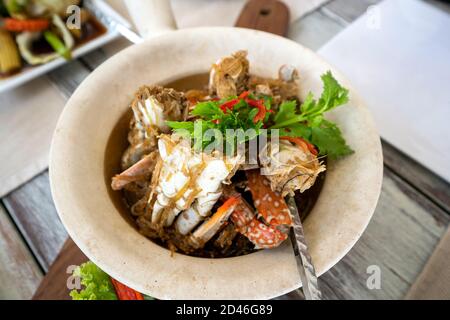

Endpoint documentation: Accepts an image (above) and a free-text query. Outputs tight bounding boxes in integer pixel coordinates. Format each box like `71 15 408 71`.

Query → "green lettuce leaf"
70 261 118 300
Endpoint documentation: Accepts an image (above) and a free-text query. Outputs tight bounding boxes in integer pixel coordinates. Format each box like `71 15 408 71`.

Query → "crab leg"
245 169 293 227
190 197 240 249
228 195 288 249
150 135 239 229
175 191 221 235
111 153 155 190
174 157 242 234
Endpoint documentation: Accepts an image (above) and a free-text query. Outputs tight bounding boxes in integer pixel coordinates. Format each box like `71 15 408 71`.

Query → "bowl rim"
49 26 383 299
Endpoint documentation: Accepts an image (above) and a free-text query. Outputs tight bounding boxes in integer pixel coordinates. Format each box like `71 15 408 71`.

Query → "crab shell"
260 140 326 197
209 50 250 99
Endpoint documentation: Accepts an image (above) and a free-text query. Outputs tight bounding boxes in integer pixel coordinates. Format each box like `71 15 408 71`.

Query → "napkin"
318 0 450 182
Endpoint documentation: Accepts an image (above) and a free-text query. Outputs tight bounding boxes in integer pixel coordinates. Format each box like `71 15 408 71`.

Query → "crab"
148 133 243 240
259 138 326 197
209 50 250 99
120 85 187 170
111 52 328 254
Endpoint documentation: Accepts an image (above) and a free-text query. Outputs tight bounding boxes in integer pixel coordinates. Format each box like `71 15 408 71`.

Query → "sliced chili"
219 98 239 112
246 98 267 123
110 277 144 300
280 136 318 156
238 91 250 99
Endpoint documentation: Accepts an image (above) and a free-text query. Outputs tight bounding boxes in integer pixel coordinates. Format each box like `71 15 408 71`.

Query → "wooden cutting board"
32 0 289 300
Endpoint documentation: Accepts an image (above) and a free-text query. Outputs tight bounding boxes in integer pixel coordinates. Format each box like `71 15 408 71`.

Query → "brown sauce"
104 74 326 257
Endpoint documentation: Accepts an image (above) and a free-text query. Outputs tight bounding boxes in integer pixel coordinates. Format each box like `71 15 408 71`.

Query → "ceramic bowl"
50 27 383 299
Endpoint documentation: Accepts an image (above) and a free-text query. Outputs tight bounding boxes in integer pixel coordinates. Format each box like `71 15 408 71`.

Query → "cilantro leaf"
273 100 297 124
191 101 224 120
270 71 353 158
311 121 353 159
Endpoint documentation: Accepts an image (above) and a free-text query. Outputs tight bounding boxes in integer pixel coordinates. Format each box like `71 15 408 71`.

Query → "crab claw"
243 219 288 249
229 196 288 249
245 170 292 227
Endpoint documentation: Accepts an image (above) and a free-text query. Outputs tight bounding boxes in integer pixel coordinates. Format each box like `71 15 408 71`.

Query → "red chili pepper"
280 136 318 156
238 91 250 99
110 278 144 300
3 18 49 32
219 98 239 112
246 98 267 123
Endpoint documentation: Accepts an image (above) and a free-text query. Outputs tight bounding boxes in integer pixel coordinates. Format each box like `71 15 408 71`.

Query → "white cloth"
318 0 450 182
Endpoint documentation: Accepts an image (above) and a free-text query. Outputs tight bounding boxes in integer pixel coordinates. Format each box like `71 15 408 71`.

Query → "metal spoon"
287 196 322 300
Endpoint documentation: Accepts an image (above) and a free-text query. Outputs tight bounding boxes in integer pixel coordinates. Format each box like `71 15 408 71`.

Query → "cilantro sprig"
167 71 353 159
166 95 267 151
270 71 353 159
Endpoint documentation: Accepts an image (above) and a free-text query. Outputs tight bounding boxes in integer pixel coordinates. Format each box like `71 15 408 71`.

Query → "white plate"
0 0 128 94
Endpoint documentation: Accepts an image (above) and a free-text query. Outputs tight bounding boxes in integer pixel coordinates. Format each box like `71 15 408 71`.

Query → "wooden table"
1 0 449 300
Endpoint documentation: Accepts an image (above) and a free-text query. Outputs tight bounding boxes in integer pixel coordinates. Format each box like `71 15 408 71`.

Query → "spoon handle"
287 196 322 300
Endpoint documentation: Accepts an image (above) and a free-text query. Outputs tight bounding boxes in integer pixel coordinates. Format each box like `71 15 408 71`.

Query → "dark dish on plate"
110 51 353 258
0 0 105 77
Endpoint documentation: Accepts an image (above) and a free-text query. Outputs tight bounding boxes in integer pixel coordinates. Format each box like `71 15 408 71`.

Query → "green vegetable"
167 97 265 153
44 30 71 60
270 71 353 159
70 261 118 300
167 71 352 159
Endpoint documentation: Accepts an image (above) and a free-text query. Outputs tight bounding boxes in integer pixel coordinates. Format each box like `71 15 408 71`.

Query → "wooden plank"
33 238 88 300
46 60 92 99
2 171 68 272
0 204 43 299
382 141 450 213
317 167 449 300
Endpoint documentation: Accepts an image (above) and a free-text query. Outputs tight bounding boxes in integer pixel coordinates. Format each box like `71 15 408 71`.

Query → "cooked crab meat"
131 85 186 134
174 155 242 234
121 86 186 170
150 135 240 230
209 50 250 99
260 139 326 197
